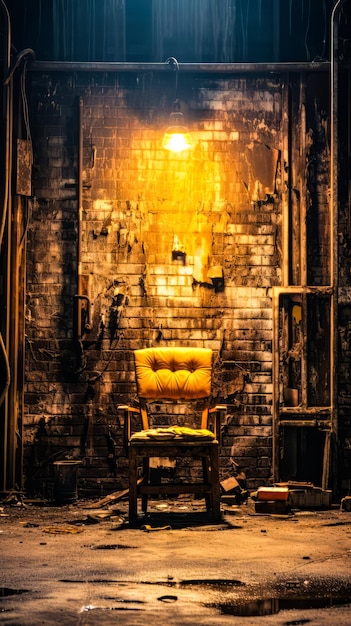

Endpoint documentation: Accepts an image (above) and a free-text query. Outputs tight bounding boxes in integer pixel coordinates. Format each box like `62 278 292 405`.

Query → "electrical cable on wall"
0 0 12 409
0 0 35 416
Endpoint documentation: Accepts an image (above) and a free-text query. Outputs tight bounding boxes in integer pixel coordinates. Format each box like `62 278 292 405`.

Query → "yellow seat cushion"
130 426 215 440
134 347 212 400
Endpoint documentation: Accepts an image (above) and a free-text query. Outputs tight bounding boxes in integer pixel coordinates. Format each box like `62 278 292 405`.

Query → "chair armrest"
117 404 141 414
117 405 141 450
209 404 227 441
209 404 227 413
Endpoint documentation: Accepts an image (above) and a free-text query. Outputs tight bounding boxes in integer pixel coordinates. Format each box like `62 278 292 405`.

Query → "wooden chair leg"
128 447 139 526
202 456 211 512
210 445 221 522
142 457 149 513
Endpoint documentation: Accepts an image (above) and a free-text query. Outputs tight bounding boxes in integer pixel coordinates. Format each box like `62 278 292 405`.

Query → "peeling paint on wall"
244 143 279 202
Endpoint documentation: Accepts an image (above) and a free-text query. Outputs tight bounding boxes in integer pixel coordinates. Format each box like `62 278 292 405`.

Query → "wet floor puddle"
3 578 350 618
58 577 351 617
91 543 133 550
0 588 29 597
0 587 30 611
208 594 351 617
201 578 351 617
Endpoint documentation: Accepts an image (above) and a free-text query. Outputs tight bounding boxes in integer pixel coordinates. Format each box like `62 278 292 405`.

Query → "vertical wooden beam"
299 76 307 288
281 73 290 287
272 287 280 483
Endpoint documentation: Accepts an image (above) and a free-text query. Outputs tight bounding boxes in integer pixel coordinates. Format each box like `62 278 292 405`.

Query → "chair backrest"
133 347 213 432
134 347 212 401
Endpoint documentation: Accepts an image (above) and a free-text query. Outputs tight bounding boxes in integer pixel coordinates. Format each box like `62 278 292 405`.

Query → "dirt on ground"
1 494 351 625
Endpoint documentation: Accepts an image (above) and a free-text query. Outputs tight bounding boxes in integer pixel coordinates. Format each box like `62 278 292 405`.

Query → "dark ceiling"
2 0 345 64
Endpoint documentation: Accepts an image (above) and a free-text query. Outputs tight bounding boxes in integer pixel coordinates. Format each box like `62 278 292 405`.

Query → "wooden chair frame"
119 347 225 526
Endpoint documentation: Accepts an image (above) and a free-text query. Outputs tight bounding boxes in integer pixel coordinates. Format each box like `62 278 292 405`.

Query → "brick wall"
337 70 351 494
24 70 284 497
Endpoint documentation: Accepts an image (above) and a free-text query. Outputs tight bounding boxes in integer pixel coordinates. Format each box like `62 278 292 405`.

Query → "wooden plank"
84 487 128 508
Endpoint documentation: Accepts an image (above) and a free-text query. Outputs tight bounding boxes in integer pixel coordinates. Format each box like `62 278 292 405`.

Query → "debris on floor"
140 524 172 532
220 473 249 505
84 487 129 509
254 486 289 501
250 486 291 514
42 525 84 534
276 482 333 509
340 495 351 512
251 482 333 514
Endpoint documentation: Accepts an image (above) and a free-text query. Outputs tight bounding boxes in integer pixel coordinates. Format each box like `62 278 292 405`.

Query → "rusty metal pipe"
78 97 83 298
73 98 91 341
30 61 329 74
3 48 35 86
73 97 84 340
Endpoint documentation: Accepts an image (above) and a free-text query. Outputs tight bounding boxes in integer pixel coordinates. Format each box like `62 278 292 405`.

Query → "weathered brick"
22 69 331 496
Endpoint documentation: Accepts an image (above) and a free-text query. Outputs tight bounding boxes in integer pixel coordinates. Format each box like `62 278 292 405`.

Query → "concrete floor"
1 495 351 625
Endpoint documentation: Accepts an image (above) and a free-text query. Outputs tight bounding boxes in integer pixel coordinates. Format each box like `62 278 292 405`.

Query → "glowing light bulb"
162 100 193 152
162 129 193 152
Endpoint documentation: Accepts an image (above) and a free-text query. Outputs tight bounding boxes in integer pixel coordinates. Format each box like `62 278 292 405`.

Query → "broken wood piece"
220 476 240 492
85 479 143 509
85 488 129 509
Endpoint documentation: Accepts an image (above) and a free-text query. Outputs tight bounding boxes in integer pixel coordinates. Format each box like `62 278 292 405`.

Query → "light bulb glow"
162 106 193 152
162 127 193 152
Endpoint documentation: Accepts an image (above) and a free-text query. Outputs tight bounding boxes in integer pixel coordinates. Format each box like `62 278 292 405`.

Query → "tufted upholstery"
134 347 212 401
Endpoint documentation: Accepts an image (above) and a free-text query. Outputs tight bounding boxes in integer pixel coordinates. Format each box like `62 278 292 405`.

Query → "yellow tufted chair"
120 347 225 526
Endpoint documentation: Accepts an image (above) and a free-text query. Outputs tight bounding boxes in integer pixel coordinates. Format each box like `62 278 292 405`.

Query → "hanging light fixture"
162 57 193 152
